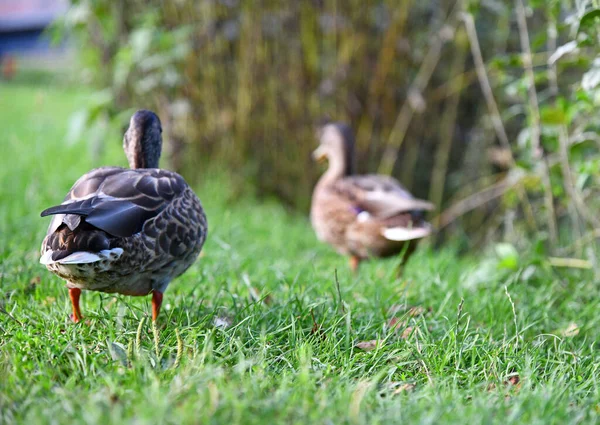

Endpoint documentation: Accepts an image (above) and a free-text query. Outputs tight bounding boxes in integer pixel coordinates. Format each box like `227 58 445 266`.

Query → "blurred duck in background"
39 110 207 323
310 122 434 272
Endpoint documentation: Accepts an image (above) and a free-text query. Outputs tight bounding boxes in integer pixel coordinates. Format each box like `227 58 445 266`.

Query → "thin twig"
558 126 600 229
540 158 558 244
357 0 412 153
461 12 512 153
430 27 468 223
566 228 600 253
546 19 559 96
515 0 542 158
462 9 538 233
436 173 522 229
378 3 461 175
514 0 556 236
334 269 346 314
548 257 592 269
0 306 23 327
504 286 519 349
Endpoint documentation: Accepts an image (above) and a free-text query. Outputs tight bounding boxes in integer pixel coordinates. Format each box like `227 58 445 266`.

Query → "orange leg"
349 255 361 273
69 288 82 323
151 291 164 322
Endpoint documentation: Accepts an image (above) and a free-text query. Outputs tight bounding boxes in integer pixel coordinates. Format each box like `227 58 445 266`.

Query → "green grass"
1 81 600 424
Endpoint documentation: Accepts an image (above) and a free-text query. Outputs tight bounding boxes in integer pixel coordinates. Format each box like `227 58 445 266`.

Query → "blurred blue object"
0 0 68 56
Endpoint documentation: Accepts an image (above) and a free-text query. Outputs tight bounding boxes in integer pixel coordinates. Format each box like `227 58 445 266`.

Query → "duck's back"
40 166 207 294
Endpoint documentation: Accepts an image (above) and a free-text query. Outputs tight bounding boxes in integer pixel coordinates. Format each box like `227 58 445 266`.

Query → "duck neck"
124 134 161 169
322 153 352 184
128 147 159 169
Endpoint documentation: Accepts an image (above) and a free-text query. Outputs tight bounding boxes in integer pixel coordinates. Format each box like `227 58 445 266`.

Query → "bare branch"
515 0 542 158
461 12 512 152
436 173 522 229
378 2 461 175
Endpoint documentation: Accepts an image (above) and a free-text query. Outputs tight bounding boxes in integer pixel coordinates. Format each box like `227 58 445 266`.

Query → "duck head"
123 110 163 169
313 122 356 178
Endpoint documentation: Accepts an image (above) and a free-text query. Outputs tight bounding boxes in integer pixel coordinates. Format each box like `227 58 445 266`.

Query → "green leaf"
582 58 600 92
578 9 600 34
540 106 566 125
495 243 519 270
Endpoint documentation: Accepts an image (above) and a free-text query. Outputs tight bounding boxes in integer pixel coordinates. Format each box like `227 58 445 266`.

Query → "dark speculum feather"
41 197 165 238
410 210 425 222
41 199 95 217
84 201 161 237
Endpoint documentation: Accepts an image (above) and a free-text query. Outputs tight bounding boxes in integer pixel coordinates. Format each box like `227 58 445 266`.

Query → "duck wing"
333 174 434 219
41 167 187 238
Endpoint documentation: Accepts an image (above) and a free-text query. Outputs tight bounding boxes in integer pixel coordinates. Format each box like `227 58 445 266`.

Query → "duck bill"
312 146 328 163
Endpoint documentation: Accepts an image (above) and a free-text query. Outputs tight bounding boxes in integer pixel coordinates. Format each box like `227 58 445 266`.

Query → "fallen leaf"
503 374 522 393
505 375 520 386
407 306 426 317
387 317 406 331
392 382 416 394
401 326 415 339
560 322 580 337
355 340 381 351
487 374 521 393
387 304 429 317
213 315 233 329
379 381 416 396
387 318 417 339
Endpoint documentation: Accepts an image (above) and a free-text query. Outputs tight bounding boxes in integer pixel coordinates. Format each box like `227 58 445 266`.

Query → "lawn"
1 81 600 424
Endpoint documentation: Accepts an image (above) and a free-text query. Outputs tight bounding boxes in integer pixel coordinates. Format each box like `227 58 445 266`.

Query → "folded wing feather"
335 174 434 218
41 167 185 239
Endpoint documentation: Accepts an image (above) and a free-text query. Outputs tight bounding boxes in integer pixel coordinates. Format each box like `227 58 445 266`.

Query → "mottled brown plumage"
40 110 207 322
310 123 433 271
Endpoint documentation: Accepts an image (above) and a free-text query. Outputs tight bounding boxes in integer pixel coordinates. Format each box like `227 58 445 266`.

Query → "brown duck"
40 110 207 322
310 123 433 272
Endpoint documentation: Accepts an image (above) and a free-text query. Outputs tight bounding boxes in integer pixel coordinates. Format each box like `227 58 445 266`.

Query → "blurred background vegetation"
32 0 600 256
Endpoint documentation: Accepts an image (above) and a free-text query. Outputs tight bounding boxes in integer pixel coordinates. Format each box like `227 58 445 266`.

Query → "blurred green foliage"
56 0 600 252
